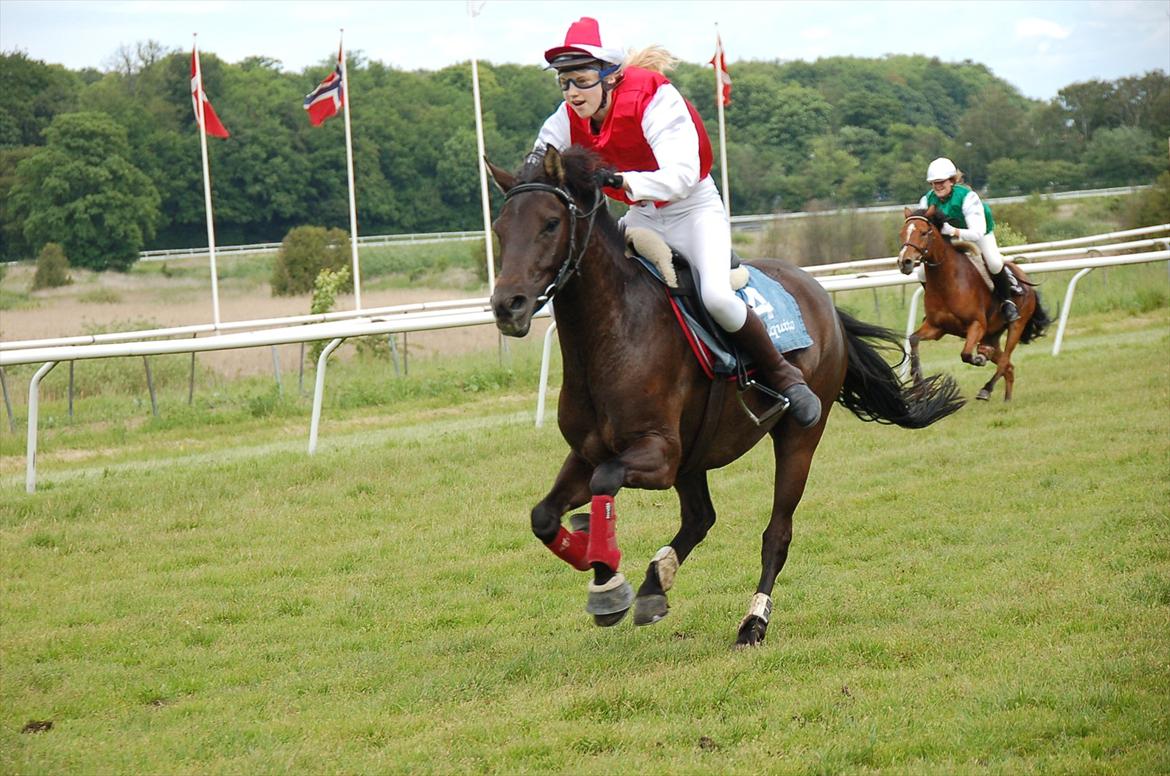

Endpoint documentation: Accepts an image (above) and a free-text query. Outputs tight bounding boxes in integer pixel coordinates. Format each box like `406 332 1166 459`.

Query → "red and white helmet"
544 17 625 69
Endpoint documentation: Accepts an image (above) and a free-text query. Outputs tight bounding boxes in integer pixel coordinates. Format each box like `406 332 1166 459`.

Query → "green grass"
2 316 1168 772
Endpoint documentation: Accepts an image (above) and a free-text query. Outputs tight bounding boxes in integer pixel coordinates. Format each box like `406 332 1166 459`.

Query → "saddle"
951 239 994 291
624 228 812 378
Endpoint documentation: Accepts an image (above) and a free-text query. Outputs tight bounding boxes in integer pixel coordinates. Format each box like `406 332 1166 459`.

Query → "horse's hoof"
633 594 669 626
971 355 986 366
586 573 634 626
593 609 629 627
568 513 590 533
734 616 768 648
976 389 991 401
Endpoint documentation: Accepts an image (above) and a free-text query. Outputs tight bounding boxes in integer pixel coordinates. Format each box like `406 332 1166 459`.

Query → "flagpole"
339 30 362 311
468 2 495 292
714 25 731 217
194 34 222 328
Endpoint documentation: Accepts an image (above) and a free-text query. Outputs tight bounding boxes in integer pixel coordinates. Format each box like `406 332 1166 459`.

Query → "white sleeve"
534 106 571 152
957 190 987 241
917 194 929 209
620 84 701 203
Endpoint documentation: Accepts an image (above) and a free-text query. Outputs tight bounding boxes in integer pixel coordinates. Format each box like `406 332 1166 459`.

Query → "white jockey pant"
915 230 1007 282
620 176 747 332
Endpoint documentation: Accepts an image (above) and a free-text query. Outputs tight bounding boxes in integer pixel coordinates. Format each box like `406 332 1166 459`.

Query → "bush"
271 226 353 296
1125 171 1170 229
30 242 71 290
307 265 349 363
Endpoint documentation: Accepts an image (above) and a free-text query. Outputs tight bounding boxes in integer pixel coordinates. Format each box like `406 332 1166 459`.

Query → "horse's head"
487 146 610 337
898 205 946 275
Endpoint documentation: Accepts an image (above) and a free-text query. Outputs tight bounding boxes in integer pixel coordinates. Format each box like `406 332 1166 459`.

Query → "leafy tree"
1082 126 1163 187
9 111 159 270
0 52 83 147
31 241 70 289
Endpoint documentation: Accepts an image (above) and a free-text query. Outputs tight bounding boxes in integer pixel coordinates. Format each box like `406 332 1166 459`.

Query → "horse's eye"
542 218 560 234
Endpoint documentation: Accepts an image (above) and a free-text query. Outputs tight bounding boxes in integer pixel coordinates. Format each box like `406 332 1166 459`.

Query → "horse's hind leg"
633 471 717 626
736 426 825 648
976 335 1004 401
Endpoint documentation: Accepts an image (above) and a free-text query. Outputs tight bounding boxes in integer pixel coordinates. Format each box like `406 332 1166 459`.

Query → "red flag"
191 47 230 138
304 45 345 126
710 34 731 107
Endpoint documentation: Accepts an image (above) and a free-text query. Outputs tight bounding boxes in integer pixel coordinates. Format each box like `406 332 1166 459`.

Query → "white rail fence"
3 226 1168 492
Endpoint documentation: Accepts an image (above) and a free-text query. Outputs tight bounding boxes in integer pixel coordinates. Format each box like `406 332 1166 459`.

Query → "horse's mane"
910 206 947 230
518 146 625 251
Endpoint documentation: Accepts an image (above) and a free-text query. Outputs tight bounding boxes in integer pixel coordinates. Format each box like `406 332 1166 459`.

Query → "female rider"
533 17 822 429
919 157 1020 322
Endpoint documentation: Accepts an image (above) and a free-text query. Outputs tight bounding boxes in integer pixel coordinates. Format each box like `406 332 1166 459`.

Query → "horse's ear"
486 158 516 193
543 146 567 186
903 207 912 218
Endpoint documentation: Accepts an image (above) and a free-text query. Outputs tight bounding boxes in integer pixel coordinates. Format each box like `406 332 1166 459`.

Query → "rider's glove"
595 170 624 190
940 223 958 237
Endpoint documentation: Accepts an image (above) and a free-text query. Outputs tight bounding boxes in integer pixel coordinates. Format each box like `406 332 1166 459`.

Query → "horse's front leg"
531 451 594 570
960 320 988 366
633 471 717 627
585 433 680 627
909 322 944 386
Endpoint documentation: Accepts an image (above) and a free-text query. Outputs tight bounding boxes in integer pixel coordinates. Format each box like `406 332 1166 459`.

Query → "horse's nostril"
508 295 527 314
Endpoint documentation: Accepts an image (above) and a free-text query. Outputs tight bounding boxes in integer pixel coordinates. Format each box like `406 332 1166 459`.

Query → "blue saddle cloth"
634 257 813 376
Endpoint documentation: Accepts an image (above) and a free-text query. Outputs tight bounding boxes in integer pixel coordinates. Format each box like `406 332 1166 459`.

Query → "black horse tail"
835 309 965 428
1020 288 1052 344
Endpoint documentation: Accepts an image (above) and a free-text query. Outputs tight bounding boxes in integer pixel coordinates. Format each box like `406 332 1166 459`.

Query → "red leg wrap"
585 495 621 570
545 525 590 571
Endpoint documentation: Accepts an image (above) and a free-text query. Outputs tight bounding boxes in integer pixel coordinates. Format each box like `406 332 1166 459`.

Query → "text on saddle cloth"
629 252 813 378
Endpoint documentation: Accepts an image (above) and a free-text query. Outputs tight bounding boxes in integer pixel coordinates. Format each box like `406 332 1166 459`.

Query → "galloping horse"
898 207 1051 401
488 146 963 646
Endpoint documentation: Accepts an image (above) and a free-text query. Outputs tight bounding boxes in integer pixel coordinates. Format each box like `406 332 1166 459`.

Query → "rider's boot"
991 267 1021 323
727 309 822 428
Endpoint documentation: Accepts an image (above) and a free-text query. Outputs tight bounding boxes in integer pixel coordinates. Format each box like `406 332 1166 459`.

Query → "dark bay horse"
898 207 1051 401
488 146 963 646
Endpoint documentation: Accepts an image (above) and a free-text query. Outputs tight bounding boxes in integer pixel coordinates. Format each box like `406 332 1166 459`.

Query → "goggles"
557 73 603 91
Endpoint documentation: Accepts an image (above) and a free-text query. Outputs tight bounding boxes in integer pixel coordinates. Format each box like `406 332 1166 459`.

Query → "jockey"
919 157 1020 323
533 17 821 427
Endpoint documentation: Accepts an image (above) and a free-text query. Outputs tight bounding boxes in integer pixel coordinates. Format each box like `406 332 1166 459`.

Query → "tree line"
0 43 1166 269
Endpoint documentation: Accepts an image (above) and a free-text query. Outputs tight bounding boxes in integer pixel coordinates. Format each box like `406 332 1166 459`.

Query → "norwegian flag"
304 46 345 126
190 46 230 138
710 33 732 107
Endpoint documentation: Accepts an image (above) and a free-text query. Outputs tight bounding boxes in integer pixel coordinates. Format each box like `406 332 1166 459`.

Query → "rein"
503 181 606 307
901 215 941 269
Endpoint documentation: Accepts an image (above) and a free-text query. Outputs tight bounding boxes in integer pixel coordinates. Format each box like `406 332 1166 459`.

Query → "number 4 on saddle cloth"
625 228 813 380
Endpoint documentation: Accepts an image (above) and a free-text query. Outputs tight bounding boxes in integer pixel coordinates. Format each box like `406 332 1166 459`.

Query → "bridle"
502 181 606 307
900 215 941 269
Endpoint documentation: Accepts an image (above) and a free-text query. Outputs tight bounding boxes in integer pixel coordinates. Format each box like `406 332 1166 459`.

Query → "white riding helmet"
926 157 958 182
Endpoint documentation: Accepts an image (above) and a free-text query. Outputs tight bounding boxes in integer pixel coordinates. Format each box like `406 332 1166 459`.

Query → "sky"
1 0 1168 100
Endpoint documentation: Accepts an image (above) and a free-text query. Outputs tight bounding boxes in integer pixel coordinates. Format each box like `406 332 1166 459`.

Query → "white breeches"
979 231 1005 274
620 176 746 332
914 230 1007 282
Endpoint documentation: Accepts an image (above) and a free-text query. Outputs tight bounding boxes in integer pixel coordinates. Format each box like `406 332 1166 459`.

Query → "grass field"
1 265 1169 773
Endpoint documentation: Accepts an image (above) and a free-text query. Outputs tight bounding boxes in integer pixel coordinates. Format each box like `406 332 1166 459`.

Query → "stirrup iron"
736 379 790 427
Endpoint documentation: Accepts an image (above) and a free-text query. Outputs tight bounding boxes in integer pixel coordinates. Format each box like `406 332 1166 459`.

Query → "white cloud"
1014 18 1072 40
801 26 832 41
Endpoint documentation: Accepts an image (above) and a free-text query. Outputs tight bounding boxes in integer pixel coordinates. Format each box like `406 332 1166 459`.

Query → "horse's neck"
927 243 976 288
553 236 653 362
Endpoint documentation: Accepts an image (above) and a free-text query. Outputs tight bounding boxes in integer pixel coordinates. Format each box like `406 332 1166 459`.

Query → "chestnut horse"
898 207 1051 401
488 147 963 646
